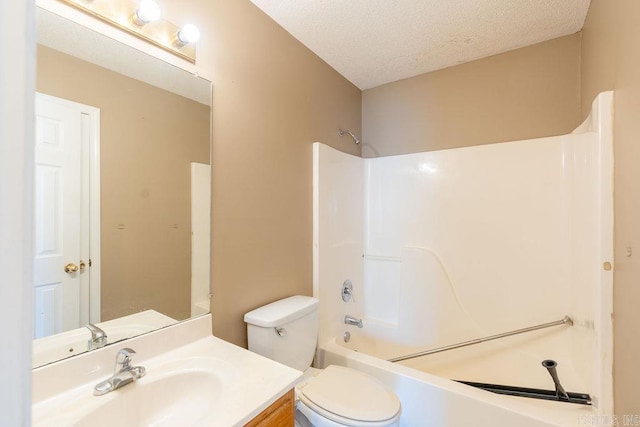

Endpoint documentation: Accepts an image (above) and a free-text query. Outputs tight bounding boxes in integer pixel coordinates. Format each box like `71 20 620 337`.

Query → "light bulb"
177 24 200 45
135 0 161 25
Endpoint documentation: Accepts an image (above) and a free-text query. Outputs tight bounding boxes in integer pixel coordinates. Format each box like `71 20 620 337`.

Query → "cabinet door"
245 389 295 427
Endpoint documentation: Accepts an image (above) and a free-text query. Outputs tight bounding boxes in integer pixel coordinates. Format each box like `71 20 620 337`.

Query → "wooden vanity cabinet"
245 388 295 427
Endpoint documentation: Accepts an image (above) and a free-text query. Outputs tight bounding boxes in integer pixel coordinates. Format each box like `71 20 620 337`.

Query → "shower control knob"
342 279 354 302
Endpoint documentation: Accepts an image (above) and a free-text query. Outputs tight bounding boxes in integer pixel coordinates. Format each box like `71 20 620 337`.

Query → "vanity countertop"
32 314 302 426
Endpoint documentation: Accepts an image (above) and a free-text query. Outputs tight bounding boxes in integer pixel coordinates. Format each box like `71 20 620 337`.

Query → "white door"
34 93 100 338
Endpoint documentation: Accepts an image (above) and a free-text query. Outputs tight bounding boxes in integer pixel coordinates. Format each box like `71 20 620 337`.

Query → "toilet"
244 295 401 427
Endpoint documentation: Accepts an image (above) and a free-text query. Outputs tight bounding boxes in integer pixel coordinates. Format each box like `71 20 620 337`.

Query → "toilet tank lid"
244 296 319 327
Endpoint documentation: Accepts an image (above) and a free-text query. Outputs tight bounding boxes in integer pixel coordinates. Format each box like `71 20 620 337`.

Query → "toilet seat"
297 365 401 426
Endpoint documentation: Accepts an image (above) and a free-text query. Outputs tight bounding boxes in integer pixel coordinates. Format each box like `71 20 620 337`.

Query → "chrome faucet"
94 348 146 396
344 315 363 328
86 323 108 350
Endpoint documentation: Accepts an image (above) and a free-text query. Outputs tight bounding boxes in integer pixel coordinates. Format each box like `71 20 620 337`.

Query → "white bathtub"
338 323 586 392
316 336 596 427
312 92 614 426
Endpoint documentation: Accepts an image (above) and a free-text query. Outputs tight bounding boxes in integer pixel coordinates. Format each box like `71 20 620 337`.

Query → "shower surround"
313 92 613 426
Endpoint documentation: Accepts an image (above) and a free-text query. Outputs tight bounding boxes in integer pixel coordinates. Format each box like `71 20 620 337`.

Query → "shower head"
338 129 360 145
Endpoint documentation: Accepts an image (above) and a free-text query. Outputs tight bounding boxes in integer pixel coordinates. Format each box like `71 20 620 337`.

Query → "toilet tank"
244 296 319 371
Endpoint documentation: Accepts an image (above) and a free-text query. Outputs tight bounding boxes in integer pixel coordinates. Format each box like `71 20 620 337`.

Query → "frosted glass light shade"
135 0 161 24
177 24 200 44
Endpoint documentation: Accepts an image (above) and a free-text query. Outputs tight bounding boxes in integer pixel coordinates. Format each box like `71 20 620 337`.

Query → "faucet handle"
115 348 136 371
342 279 356 303
86 323 108 350
86 323 107 340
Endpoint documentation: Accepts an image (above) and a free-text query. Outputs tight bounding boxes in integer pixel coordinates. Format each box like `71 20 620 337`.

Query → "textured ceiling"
249 0 591 89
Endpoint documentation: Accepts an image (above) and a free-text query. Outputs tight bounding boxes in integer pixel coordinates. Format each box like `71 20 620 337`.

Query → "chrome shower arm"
338 129 360 145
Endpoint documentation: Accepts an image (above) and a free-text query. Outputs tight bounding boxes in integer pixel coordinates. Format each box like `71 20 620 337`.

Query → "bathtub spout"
542 360 570 401
344 315 363 328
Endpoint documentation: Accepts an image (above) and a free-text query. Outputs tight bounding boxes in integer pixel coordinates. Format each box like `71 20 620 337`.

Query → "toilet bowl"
244 296 401 427
297 365 400 426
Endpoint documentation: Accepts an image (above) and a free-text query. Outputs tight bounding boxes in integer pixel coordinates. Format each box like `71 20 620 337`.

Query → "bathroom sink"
33 315 302 427
75 368 223 427
34 356 230 427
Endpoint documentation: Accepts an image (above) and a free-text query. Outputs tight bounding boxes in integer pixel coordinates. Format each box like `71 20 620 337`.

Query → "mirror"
33 7 211 368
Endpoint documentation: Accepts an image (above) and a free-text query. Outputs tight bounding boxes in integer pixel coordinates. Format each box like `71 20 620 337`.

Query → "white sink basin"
81 371 221 427
32 315 302 427
34 357 229 427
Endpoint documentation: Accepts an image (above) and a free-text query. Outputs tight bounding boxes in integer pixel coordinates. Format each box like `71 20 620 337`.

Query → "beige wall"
175 1 361 346
37 45 210 321
362 34 581 157
582 0 640 416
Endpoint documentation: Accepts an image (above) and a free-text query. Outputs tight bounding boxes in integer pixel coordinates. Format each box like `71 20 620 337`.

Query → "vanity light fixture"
58 0 198 63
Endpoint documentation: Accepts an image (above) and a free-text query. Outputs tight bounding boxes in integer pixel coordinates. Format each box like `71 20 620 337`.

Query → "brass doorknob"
79 260 86 272
64 263 79 274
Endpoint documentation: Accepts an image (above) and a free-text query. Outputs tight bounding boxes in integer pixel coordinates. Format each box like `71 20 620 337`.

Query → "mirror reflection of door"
33 92 100 338
190 162 211 317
